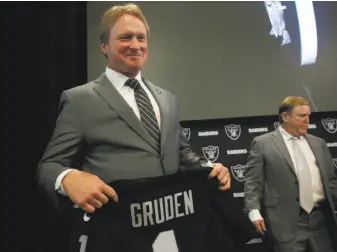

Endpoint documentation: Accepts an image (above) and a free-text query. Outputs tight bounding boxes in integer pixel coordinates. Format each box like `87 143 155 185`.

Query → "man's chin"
299 129 308 136
119 65 142 77
127 66 142 73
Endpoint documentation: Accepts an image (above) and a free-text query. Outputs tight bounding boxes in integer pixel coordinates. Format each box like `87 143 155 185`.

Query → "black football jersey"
68 168 219 252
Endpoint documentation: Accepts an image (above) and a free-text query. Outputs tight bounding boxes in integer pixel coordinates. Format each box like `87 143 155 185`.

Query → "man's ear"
100 43 108 56
282 112 289 123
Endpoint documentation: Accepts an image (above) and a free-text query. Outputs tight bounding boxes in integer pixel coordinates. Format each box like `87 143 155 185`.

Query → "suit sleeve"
169 94 207 169
244 138 265 212
178 125 205 167
322 139 337 209
36 90 83 215
331 170 337 209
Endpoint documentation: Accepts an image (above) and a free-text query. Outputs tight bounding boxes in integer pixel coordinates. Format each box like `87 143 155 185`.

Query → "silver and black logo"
202 145 219 162
181 127 191 140
321 118 337 134
231 164 247 182
224 124 241 140
333 158 337 169
274 122 280 130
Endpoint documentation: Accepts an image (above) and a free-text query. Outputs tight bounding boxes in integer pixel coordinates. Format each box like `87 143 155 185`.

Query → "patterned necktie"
125 78 161 150
292 137 314 213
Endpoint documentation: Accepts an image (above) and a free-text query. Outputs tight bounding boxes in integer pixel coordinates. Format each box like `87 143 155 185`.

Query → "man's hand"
208 163 231 191
253 219 266 234
62 170 118 213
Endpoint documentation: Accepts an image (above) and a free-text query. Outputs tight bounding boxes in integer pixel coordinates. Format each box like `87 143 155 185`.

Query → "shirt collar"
279 125 303 141
105 66 142 91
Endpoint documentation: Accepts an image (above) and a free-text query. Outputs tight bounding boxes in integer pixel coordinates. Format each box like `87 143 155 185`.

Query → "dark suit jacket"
36 73 204 216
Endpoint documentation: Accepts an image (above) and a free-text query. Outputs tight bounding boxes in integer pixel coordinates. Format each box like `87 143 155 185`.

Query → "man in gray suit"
244 96 337 252
37 3 230 217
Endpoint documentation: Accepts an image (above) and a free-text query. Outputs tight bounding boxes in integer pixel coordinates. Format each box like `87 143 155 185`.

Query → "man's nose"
129 37 141 50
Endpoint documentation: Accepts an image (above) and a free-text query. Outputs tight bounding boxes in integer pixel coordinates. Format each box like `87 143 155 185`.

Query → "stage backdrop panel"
88 2 337 120
181 111 337 252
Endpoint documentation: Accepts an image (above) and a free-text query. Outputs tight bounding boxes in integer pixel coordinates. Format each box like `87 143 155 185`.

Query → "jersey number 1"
153 230 179 252
78 235 87 252
78 230 178 252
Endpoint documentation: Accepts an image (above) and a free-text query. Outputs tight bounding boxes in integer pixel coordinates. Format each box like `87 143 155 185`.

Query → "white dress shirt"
105 67 161 128
55 67 161 195
249 126 325 222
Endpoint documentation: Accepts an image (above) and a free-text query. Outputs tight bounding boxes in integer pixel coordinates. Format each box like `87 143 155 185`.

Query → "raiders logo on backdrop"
202 146 219 162
231 164 247 182
308 124 317 129
274 122 280 130
181 127 191 140
333 158 337 169
233 192 245 198
327 142 337 148
224 124 241 140
248 127 268 133
321 118 337 134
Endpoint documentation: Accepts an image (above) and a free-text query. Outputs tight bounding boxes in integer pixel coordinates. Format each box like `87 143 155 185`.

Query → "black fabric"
68 168 222 252
4 2 87 252
206 191 258 252
212 190 256 244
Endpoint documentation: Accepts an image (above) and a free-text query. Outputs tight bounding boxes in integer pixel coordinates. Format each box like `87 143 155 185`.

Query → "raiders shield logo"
231 164 247 182
181 127 191 140
224 124 241 140
274 122 280 130
202 146 219 162
321 118 337 134
333 158 337 169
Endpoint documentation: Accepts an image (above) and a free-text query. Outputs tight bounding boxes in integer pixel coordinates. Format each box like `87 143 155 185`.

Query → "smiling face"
101 14 148 77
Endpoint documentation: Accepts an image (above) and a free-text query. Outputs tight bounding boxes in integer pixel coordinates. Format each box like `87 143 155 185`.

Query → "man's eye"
137 36 146 41
119 35 132 40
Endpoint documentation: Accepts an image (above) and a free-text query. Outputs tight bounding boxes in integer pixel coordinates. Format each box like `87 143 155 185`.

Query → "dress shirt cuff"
248 209 264 222
55 169 76 196
200 160 213 168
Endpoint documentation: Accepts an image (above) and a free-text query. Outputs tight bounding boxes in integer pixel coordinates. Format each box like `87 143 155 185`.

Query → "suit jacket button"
161 154 165 160
296 197 299 202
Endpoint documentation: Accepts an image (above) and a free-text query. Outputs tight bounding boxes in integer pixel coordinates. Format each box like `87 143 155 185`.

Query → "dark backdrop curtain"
3 2 87 251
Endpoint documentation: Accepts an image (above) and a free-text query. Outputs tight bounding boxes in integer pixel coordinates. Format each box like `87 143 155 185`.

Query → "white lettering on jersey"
130 190 194 227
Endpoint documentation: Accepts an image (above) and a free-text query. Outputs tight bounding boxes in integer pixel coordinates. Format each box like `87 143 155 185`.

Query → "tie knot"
125 78 140 89
292 136 300 140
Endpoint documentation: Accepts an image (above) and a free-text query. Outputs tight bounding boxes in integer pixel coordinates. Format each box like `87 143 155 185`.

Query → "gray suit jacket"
37 73 203 215
244 129 337 242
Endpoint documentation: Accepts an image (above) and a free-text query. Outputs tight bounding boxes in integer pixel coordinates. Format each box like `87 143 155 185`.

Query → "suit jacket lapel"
93 74 157 150
142 77 168 149
272 130 297 177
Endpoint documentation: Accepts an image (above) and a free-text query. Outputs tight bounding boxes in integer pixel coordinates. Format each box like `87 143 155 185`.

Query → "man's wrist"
248 209 264 222
199 159 213 168
55 169 76 196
